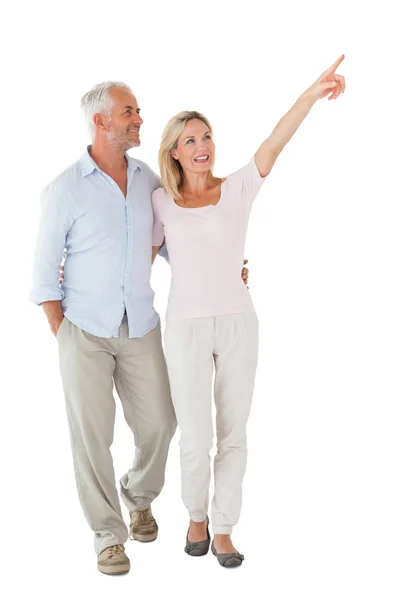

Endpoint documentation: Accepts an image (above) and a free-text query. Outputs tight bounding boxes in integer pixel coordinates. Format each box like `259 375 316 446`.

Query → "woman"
152 56 345 567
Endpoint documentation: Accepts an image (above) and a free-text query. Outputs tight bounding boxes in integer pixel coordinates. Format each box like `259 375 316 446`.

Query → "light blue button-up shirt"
30 147 165 338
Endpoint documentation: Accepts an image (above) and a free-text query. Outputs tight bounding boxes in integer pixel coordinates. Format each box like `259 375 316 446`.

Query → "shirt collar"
80 146 141 178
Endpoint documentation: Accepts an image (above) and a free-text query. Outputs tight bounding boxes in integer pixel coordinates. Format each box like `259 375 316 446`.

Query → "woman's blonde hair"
158 111 214 201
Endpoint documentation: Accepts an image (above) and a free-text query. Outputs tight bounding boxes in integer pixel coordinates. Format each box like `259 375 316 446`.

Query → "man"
30 81 249 575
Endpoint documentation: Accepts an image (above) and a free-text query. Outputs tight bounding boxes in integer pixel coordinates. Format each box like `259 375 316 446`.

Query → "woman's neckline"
172 177 227 210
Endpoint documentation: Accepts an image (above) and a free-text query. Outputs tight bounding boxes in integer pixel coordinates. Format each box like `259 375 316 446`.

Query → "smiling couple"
30 55 345 574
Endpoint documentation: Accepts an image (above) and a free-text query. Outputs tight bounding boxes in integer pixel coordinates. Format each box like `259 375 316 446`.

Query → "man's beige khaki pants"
57 315 176 554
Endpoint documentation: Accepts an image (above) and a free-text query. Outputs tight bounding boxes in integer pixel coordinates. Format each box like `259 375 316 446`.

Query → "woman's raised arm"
254 55 345 177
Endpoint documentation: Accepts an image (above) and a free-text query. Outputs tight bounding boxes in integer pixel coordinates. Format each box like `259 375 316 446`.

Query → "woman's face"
171 119 215 175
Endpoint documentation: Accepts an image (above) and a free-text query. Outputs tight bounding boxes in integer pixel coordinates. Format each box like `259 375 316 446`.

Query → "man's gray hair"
81 81 132 138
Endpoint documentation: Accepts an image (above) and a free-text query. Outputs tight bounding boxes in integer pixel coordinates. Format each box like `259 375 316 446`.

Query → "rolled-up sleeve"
29 182 74 305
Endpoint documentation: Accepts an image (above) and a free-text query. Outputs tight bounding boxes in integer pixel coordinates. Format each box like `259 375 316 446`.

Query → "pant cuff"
213 525 233 535
190 513 208 522
130 504 151 515
96 535 128 555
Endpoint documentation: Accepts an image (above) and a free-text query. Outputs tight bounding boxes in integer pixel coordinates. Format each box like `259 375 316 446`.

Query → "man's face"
102 87 143 151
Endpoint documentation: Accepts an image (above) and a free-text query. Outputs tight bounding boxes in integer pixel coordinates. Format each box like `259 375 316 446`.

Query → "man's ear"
93 112 107 131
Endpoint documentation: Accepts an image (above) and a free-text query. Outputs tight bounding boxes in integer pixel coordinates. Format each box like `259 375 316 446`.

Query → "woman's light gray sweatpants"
164 312 258 535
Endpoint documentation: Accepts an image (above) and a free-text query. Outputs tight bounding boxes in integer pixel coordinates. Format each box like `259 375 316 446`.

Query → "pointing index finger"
325 54 345 76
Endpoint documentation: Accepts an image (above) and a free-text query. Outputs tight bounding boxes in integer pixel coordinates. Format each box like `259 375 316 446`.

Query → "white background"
1 0 399 598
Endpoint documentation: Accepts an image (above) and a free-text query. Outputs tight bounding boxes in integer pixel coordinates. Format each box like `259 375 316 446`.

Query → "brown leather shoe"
97 544 130 575
129 506 158 542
